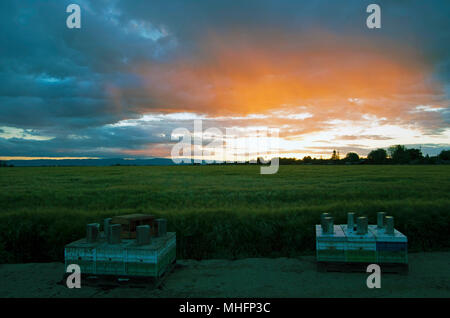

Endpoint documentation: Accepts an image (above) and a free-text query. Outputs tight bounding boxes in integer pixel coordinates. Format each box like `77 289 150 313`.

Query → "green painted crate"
315 225 347 262
377 250 408 263
346 248 377 262
341 225 377 263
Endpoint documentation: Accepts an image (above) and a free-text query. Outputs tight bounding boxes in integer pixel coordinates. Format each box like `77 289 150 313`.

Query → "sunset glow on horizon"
0 1 448 160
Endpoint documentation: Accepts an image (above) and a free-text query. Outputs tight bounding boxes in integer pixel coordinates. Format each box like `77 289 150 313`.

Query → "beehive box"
64 232 176 277
126 232 176 277
64 238 100 274
111 214 156 238
95 240 134 276
341 224 377 263
369 225 408 264
315 225 347 262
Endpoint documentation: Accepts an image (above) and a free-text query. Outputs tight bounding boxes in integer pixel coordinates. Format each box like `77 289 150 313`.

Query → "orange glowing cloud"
122 30 442 121
105 29 448 161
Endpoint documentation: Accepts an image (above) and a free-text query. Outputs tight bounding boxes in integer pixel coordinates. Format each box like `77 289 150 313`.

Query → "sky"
0 0 449 161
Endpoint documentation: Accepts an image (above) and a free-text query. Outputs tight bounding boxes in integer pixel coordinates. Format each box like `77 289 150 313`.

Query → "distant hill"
4 158 192 167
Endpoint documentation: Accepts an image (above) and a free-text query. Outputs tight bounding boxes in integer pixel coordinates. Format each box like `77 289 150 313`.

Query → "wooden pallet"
61 260 177 289
317 261 408 274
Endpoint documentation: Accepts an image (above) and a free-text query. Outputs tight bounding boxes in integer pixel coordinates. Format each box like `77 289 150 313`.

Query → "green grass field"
0 165 449 263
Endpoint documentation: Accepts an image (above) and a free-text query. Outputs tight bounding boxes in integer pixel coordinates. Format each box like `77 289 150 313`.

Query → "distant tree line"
1 146 449 167
273 146 449 165
0 161 14 167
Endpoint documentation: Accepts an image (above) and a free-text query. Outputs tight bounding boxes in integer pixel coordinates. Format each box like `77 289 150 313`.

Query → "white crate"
368 225 407 242
341 225 376 243
96 240 133 275
127 233 175 261
315 225 347 262
64 239 99 274
126 232 176 277
315 225 347 242
65 233 176 277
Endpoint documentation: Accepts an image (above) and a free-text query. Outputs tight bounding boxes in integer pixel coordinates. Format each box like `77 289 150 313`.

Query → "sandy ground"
0 252 449 298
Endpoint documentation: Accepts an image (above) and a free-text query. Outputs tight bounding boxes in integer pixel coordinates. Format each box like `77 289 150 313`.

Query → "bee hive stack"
369 214 408 264
64 216 176 281
315 214 346 262
315 212 408 273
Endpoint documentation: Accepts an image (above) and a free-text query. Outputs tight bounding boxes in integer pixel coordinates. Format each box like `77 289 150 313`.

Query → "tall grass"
0 165 449 263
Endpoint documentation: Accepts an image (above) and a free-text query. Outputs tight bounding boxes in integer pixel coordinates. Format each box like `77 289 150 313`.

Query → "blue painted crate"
376 242 407 251
369 225 408 264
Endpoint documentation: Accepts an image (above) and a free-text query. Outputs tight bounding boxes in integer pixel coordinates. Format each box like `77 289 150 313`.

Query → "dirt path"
0 252 449 298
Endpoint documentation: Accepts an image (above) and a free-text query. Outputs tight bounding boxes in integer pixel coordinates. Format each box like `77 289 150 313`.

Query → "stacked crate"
111 214 156 238
369 225 408 264
315 212 408 267
315 224 346 262
65 223 100 274
65 217 176 278
127 232 176 277
65 238 99 274
95 240 133 276
341 224 377 263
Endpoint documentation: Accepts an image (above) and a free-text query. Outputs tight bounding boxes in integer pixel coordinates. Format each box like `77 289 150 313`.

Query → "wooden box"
111 214 156 238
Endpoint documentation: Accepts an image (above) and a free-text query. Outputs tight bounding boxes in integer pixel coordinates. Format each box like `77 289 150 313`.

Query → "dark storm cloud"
0 0 448 157
114 0 450 75
0 0 169 128
0 122 175 157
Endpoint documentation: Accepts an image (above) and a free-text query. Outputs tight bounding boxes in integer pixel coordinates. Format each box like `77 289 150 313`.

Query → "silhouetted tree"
422 154 437 164
367 148 387 163
0 161 13 167
438 150 450 161
345 152 359 162
303 156 312 163
389 145 423 163
388 145 409 163
331 149 340 161
407 148 423 162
